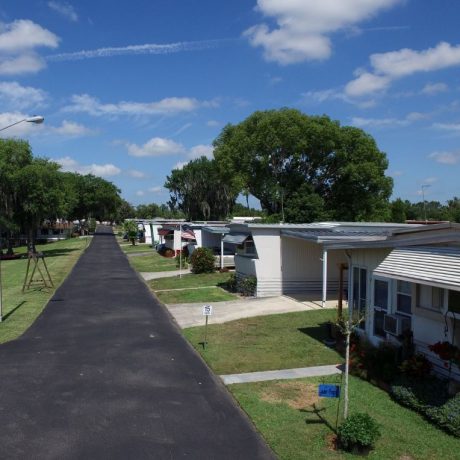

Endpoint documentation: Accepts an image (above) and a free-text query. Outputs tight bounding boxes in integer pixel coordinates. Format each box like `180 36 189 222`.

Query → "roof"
374 246 460 291
222 233 250 244
202 226 230 234
281 228 389 244
229 221 420 231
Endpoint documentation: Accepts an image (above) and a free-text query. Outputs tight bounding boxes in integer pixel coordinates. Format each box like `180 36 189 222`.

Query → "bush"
238 275 257 296
190 247 215 274
337 413 381 451
426 394 460 437
399 354 433 379
225 273 238 292
391 376 460 437
175 253 189 269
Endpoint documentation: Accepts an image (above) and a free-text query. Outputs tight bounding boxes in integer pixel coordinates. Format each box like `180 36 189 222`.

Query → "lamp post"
0 114 45 322
421 184 431 223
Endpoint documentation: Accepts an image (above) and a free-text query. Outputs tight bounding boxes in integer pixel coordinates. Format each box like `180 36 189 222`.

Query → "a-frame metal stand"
22 252 54 292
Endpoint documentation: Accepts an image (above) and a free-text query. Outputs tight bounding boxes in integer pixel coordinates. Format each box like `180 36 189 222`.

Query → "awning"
222 233 250 244
374 246 460 291
158 228 172 236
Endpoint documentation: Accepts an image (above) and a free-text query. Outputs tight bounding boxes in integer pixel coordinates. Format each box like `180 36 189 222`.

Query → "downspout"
345 250 352 323
322 246 328 308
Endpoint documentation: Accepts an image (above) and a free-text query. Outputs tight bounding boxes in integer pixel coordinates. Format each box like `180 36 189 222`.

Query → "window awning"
222 233 250 244
374 246 460 291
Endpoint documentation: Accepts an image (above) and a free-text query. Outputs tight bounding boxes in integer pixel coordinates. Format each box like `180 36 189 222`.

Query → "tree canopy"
213 109 393 222
164 156 239 221
0 138 123 249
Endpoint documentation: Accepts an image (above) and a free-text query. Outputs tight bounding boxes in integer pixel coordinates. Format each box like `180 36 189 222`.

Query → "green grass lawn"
0 237 86 344
156 286 236 304
128 252 177 272
230 375 460 460
183 309 342 374
149 272 231 290
119 243 154 254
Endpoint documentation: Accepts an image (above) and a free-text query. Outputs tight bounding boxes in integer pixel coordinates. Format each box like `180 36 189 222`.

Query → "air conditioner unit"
383 314 411 336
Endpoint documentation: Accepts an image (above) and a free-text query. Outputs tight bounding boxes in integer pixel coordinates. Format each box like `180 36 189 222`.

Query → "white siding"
281 238 347 294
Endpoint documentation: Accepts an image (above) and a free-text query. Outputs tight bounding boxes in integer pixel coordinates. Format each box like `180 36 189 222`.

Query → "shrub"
399 354 433 379
225 273 238 292
190 247 215 274
238 275 257 296
337 413 381 451
426 394 460 437
175 253 189 269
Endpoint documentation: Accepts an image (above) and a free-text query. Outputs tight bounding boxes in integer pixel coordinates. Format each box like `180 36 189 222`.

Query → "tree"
165 157 239 221
123 220 138 245
15 158 65 251
0 139 33 253
213 109 393 222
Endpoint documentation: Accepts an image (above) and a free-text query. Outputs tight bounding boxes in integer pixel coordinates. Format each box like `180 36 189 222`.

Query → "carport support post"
220 234 224 270
322 248 328 308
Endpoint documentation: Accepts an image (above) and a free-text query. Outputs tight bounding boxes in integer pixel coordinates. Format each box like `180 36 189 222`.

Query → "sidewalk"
221 364 343 385
141 268 191 280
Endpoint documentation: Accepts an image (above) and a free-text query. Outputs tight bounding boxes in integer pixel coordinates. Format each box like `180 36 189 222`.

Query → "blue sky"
0 1 459 207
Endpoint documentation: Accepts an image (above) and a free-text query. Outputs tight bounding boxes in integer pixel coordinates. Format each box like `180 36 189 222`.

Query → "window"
417 284 444 312
373 279 389 337
396 280 412 315
352 267 367 329
449 290 460 314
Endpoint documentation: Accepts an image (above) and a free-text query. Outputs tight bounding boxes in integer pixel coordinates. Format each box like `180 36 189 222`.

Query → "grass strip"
183 309 342 374
0 237 86 344
156 287 236 304
229 375 460 460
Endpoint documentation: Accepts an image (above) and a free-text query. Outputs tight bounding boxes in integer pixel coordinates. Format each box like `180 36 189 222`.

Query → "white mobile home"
226 222 413 301
326 223 460 379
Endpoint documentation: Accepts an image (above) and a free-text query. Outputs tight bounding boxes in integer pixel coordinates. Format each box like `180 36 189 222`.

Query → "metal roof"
281 228 390 244
202 226 230 234
222 233 250 244
374 246 460 291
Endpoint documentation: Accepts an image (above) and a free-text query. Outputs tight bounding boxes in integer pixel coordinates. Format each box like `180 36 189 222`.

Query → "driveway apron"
0 227 275 459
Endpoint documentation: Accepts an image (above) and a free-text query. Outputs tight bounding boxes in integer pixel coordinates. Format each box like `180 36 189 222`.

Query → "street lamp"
0 115 45 133
0 114 45 322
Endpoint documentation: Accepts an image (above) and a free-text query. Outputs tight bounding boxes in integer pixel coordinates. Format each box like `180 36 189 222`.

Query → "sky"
0 0 459 207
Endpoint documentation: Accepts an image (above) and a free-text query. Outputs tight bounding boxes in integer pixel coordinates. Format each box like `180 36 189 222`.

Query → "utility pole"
421 184 431 223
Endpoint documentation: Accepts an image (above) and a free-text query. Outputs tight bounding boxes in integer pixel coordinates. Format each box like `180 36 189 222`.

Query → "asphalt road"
0 227 275 459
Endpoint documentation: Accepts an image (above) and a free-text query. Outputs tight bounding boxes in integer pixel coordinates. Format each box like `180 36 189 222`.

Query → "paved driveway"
0 227 274 459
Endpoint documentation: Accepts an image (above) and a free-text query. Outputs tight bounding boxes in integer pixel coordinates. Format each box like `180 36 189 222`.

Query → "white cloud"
0 19 59 52
65 94 207 117
424 177 438 184
47 39 221 61
148 186 163 193
128 170 147 178
56 156 121 177
350 111 425 128
207 120 220 127
390 170 403 177
51 120 95 137
429 151 460 165
421 82 448 95
432 122 460 132
127 137 185 157
346 42 460 97
48 2 78 22
0 19 59 75
188 144 214 160
0 81 46 109
136 190 145 197
173 161 188 170
245 0 402 64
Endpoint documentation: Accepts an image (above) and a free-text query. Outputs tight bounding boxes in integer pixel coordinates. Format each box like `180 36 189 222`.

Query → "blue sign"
318 384 340 398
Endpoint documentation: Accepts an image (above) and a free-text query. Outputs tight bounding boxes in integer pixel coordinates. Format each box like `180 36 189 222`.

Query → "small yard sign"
202 305 213 316
318 384 340 398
